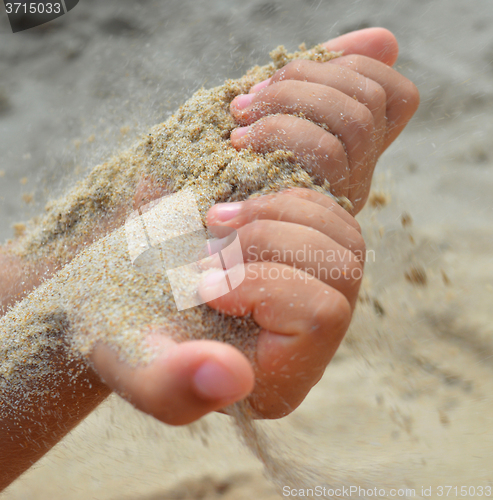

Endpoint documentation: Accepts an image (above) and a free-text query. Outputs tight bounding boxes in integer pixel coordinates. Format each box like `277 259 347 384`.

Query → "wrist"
0 353 110 490
0 245 110 490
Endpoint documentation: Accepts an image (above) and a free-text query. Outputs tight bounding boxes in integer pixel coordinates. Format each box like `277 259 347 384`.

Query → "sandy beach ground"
1 0 492 498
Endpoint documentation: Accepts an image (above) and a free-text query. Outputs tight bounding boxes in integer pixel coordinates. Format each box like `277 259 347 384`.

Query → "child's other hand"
90 189 363 423
230 28 419 215
198 188 363 418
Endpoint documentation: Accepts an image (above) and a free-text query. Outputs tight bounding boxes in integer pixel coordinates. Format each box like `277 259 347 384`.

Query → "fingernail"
231 126 251 142
201 268 227 288
249 77 272 94
232 93 255 110
208 235 231 255
197 254 221 270
211 202 242 222
198 268 231 302
194 361 246 400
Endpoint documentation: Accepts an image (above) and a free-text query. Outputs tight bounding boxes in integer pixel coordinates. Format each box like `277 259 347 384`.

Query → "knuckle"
244 261 269 285
339 53 366 69
405 80 420 111
334 247 365 287
256 113 293 133
357 104 375 131
348 230 366 260
350 54 368 66
276 59 312 81
239 220 271 256
350 216 362 234
250 114 299 150
345 104 375 146
313 293 351 336
317 130 345 157
367 80 387 111
392 79 420 112
345 257 364 284
262 80 295 104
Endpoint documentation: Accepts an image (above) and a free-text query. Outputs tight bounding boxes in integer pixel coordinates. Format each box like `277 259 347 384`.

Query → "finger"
231 115 350 198
207 192 365 257
90 335 254 426
262 59 387 135
322 27 399 66
278 188 361 232
199 263 351 417
231 219 364 308
329 54 420 150
231 81 375 191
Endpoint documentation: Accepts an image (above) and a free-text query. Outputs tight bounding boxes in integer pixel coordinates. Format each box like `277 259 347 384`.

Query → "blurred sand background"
0 0 492 498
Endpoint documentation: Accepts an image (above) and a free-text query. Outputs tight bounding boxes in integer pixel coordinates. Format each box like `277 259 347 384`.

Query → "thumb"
90 334 255 425
323 27 399 66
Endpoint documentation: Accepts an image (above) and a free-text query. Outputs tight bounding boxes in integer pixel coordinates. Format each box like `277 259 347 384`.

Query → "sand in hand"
0 44 354 491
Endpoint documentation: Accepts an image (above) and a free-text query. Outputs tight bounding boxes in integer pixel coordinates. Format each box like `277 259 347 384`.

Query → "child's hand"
92 187 363 422
230 27 419 215
89 28 415 426
199 188 364 417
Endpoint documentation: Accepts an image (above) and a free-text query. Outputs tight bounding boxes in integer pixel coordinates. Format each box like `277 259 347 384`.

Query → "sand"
0 43 346 492
1 0 493 498
0 43 341 379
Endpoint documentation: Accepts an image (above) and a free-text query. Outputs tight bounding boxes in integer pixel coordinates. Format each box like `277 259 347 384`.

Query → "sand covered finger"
237 219 363 308
275 188 361 230
199 262 351 335
231 115 350 196
329 54 420 150
199 262 351 417
268 59 387 132
208 193 365 258
230 81 375 196
202 216 364 308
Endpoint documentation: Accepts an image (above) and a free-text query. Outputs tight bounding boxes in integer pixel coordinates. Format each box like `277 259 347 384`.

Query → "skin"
0 28 419 490
231 28 419 213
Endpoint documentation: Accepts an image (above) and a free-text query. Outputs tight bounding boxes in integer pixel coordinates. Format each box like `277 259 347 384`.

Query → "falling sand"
0 44 371 494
